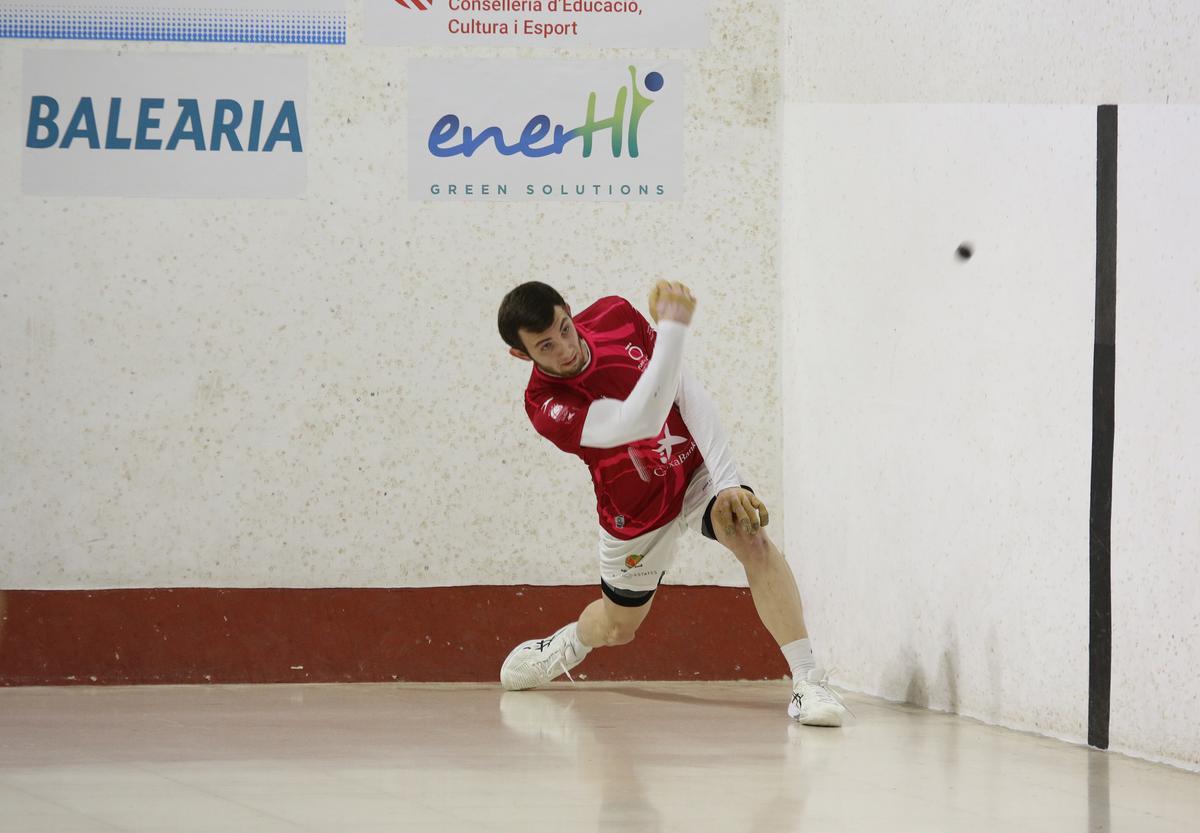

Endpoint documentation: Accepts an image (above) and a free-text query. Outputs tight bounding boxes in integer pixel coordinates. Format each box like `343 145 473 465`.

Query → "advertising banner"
0 0 345 44
408 59 683 202
22 50 308 198
365 0 708 48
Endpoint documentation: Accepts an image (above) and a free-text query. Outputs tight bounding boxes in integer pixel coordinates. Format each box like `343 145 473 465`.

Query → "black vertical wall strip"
1089 104 1118 750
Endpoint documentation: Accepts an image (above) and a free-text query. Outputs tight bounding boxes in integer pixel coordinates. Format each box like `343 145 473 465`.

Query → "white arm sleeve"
675 363 741 494
580 321 688 449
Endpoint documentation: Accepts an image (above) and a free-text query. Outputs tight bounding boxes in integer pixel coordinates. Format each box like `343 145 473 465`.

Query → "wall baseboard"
0 586 787 685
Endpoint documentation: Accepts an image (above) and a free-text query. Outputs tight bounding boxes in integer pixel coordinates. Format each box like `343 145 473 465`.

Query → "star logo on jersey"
656 427 687 463
624 553 644 569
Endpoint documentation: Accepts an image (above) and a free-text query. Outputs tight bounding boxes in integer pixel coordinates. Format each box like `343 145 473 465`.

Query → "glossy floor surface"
1 682 1197 833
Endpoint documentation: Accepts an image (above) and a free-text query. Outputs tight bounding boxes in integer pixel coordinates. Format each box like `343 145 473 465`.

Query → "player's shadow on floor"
592 684 782 712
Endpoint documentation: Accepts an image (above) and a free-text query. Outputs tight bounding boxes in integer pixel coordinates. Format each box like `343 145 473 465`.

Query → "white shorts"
598 465 719 598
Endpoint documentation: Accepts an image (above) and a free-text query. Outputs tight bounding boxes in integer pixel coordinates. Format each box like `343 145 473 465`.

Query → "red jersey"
523 296 703 539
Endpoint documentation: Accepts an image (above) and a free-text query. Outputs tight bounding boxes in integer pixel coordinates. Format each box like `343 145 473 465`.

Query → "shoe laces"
798 668 855 717
529 631 580 685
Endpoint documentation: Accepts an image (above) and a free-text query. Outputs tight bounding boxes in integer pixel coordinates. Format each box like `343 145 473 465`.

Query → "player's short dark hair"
498 281 567 353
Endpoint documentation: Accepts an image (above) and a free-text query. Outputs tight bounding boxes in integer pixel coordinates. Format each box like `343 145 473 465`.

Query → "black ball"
956 243 973 260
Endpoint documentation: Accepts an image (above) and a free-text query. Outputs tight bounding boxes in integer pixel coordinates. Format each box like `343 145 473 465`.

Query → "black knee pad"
600 575 663 608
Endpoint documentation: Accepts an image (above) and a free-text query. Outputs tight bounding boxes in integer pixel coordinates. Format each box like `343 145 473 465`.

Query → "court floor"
1 681 1196 833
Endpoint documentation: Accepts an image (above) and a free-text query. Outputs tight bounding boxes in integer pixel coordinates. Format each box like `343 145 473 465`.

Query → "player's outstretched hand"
648 280 697 326
712 487 769 538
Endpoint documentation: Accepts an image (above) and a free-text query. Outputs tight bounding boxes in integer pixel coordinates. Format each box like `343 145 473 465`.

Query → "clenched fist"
648 280 697 326
711 487 769 538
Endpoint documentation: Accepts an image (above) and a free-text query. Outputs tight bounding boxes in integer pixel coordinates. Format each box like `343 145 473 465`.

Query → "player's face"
514 306 588 377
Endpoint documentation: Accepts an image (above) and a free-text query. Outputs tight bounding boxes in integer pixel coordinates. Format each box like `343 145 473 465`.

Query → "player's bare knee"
603 621 639 646
598 607 643 645
728 532 771 569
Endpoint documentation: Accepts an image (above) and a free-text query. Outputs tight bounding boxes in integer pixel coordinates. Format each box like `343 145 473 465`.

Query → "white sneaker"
788 668 847 726
500 623 588 691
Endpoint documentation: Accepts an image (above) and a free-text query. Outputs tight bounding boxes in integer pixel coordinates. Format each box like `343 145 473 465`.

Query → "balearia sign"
21 50 307 198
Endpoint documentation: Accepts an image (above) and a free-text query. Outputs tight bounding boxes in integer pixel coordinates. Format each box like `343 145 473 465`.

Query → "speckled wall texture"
0 1 783 590
782 2 1200 771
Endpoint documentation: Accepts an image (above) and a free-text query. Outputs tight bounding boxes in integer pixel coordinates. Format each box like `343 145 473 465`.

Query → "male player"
496 280 845 725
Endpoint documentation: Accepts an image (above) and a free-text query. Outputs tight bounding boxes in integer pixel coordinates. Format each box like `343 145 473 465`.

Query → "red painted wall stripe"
0 587 788 686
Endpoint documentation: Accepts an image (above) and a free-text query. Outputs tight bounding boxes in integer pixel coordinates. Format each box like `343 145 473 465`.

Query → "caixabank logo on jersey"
21 51 307 198
408 59 683 202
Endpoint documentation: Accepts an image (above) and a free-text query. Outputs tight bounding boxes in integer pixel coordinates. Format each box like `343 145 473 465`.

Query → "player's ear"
509 347 532 362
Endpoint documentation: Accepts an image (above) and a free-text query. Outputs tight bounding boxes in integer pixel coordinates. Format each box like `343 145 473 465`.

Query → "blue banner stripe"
0 7 345 44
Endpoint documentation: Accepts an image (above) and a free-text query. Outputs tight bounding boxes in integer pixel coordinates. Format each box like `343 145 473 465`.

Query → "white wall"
787 0 1200 105
782 2 1200 770
782 103 1096 743
1110 106 1200 769
0 0 784 589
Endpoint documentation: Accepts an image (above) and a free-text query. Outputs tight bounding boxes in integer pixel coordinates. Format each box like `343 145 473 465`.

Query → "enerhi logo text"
427 66 662 159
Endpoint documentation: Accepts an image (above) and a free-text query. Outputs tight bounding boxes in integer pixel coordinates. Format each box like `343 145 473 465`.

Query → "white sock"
565 622 592 659
782 638 815 682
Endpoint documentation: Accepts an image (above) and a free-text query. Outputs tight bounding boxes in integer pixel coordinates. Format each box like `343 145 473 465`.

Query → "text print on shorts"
599 466 715 593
